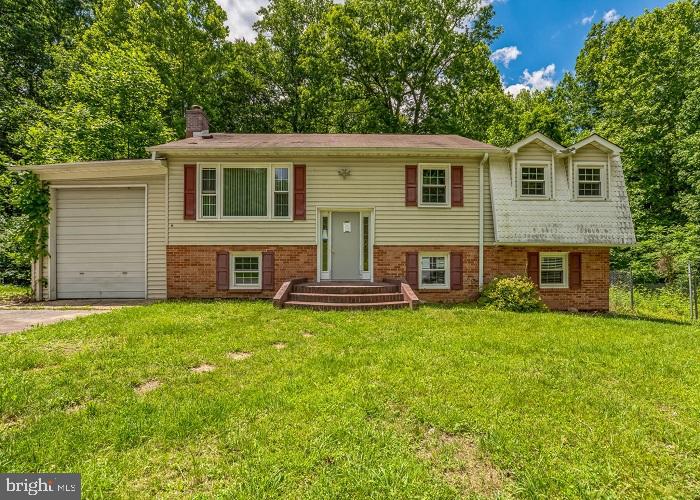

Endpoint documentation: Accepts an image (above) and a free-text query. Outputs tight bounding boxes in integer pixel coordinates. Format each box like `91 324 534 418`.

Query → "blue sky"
490 0 674 94
216 0 675 94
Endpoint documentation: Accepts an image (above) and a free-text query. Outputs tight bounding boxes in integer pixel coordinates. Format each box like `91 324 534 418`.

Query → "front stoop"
274 280 419 310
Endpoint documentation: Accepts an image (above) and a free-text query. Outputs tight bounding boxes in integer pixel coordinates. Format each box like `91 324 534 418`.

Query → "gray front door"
331 211 362 280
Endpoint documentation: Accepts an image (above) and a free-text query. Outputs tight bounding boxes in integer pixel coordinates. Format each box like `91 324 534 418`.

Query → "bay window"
198 163 292 220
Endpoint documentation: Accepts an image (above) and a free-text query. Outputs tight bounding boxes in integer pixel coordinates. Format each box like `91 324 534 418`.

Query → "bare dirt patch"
273 342 287 350
302 332 314 338
135 380 161 395
227 351 252 361
417 427 509 497
65 403 86 414
191 364 216 373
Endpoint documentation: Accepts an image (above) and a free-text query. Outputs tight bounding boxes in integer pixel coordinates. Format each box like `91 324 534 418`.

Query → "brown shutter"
262 251 275 290
216 252 229 290
569 252 582 289
405 165 418 206
450 251 463 290
451 165 463 207
406 252 418 287
527 252 540 287
293 164 306 220
184 164 197 220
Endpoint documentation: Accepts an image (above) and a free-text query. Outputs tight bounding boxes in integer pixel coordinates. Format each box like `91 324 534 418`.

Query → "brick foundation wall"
167 244 609 311
374 245 609 311
167 245 316 298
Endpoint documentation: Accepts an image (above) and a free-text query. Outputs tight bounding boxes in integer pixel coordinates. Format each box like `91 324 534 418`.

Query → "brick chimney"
185 105 210 138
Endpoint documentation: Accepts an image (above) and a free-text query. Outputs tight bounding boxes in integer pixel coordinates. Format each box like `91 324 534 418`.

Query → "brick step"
284 300 409 311
288 292 405 304
293 284 399 294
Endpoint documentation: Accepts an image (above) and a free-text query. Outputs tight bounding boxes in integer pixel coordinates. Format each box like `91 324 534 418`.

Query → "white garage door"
55 187 146 299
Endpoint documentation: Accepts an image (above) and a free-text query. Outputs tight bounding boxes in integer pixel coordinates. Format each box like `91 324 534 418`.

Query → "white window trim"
517 161 550 199
196 162 293 221
230 251 262 290
539 252 569 289
418 163 451 207
573 162 607 200
419 252 450 290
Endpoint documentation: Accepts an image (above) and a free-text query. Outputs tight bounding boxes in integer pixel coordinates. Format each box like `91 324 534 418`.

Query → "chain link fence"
610 263 699 322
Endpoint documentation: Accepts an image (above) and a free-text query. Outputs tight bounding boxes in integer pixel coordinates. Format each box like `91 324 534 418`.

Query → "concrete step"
288 292 405 304
284 300 409 311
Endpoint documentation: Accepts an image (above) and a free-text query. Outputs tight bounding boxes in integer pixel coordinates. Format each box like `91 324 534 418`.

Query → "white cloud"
490 46 522 68
216 0 267 41
505 64 556 96
581 10 596 25
603 9 620 23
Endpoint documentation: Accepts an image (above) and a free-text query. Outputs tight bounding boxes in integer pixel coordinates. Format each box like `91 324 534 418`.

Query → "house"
17 106 635 310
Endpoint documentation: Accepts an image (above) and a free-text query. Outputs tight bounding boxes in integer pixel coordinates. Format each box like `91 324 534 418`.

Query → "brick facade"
375 245 609 310
167 244 609 310
167 245 316 298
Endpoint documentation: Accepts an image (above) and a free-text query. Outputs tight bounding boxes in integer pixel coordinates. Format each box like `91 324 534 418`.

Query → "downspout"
479 153 489 291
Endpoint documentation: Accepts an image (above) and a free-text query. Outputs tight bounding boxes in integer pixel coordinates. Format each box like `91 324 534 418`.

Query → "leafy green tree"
16 43 173 163
324 0 501 132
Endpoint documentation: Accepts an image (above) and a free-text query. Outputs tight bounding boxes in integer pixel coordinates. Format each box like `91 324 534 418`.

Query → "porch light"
337 168 352 179
322 229 328 240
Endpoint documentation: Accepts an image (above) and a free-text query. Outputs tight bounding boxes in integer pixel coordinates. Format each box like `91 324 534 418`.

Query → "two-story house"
18 106 635 310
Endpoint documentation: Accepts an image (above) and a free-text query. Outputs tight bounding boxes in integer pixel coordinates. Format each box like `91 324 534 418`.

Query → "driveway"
0 309 113 334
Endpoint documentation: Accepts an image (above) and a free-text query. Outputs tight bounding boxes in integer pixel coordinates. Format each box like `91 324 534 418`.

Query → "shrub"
478 276 547 312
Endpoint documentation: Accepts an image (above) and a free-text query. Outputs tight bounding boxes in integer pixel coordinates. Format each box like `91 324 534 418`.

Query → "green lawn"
0 284 31 302
1 302 699 498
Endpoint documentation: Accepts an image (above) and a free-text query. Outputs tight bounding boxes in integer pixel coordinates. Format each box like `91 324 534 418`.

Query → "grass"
0 283 31 302
1 302 699 498
610 285 692 323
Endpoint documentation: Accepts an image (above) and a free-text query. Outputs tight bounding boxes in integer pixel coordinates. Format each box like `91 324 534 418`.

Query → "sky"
215 0 675 95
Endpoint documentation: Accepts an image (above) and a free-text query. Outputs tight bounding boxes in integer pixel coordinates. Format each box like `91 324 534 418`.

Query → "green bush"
478 275 547 312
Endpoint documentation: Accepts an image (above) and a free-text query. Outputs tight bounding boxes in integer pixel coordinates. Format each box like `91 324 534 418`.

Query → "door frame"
49 184 148 300
316 207 374 282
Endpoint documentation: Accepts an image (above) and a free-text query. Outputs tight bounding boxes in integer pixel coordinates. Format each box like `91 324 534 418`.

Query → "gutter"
478 153 489 291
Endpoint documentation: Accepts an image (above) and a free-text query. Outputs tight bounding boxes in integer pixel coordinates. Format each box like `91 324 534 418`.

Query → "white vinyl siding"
168 157 494 245
54 187 145 299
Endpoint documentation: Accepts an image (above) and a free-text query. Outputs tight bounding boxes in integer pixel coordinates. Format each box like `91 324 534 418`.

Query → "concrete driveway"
0 309 113 334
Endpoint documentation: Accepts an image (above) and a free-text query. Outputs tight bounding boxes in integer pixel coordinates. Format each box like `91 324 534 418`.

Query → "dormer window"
517 162 549 198
574 163 606 199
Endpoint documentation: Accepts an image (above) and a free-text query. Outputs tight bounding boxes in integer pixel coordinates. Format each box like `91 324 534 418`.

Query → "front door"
331 211 362 280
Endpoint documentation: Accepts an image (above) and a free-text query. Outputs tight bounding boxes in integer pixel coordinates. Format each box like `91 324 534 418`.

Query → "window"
231 253 261 289
540 253 568 288
520 165 547 197
419 165 449 206
197 163 292 220
200 167 217 218
576 164 604 198
362 215 370 273
223 167 267 217
274 167 289 217
321 215 329 273
419 253 449 289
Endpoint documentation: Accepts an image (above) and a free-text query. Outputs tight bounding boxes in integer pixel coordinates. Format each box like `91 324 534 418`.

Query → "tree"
325 0 502 132
15 43 173 163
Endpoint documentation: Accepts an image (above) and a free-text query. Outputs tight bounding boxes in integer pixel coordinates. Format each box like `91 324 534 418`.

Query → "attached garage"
54 187 146 299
